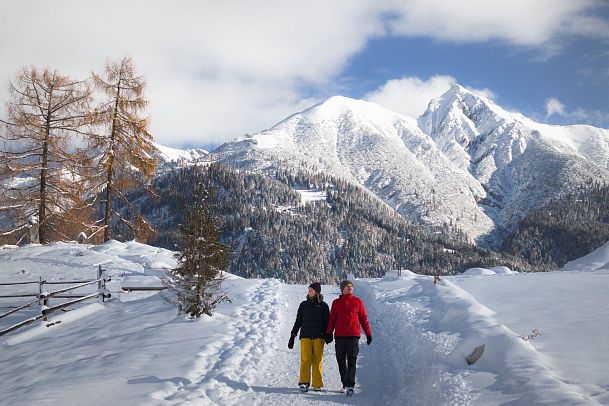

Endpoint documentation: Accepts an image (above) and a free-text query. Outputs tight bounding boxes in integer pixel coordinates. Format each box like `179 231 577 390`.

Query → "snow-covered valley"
1 241 608 405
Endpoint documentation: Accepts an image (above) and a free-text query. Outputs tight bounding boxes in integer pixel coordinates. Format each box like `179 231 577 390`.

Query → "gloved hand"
288 334 296 349
325 333 333 344
366 335 372 345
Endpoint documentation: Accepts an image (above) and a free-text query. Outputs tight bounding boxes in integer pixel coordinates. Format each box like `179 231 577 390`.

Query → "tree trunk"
38 98 52 244
102 155 113 242
103 79 122 242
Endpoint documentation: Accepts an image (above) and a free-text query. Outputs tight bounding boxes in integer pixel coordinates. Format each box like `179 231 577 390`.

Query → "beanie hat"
309 282 321 294
340 280 353 292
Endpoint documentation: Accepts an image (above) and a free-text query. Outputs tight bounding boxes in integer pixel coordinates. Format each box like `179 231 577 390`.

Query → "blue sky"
1 1 608 148
342 34 609 127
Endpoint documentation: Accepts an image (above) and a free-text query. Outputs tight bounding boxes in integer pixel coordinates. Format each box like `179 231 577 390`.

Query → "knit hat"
309 282 321 294
340 280 353 292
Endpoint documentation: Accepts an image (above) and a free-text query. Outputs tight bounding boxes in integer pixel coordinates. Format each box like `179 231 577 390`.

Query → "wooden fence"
0 266 111 337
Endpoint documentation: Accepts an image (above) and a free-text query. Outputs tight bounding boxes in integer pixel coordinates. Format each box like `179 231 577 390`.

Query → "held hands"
325 333 333 344
366 335 372 345
288 334 296 349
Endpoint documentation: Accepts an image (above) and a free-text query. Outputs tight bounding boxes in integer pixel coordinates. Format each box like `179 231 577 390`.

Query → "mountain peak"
441 83 492 106
421 82 517 134
301 94 408 125
448 82 468 95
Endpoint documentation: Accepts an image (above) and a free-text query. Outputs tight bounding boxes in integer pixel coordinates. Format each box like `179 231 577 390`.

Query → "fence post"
98 266 103 302
38 276 42 305
39 276 49 321
98 266 111 302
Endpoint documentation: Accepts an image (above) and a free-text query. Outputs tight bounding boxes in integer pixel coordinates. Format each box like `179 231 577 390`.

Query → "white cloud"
0 0 385 146
365 75 494 118
383 0 609 47
545 97 609 127
546 98 567 118
0 1 607 146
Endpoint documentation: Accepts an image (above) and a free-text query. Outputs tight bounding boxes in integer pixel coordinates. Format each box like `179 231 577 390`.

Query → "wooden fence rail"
0 281 39 286
0 297 40 319
0 314 46 336
0 266 110 337
42 292 102 318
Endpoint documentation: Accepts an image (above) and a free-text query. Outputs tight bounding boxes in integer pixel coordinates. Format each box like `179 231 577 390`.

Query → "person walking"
325 279 372 397
288 282 330 392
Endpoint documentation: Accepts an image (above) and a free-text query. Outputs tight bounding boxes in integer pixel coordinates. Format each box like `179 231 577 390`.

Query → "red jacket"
326 294 372 337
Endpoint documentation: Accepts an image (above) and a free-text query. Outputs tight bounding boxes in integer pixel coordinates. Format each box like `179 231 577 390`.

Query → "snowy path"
151 277 476 405
0 276 475 405
156 280 382 405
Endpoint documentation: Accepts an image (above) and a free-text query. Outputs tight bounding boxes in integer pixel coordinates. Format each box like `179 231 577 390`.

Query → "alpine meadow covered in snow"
2 1 609 405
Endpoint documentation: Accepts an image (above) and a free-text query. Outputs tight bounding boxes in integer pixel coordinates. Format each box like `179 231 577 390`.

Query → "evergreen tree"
164 174 231 318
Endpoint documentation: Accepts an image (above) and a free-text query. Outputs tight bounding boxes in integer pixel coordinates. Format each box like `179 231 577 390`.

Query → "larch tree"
0 67 97 244
163 172 231 318
91 56 157 242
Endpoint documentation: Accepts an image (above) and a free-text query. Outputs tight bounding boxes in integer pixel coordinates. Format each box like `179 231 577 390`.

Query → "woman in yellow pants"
287 282 330 392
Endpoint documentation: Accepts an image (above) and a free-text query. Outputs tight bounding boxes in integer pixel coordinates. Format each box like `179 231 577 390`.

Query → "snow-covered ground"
1 241 608 405
294 188 327 205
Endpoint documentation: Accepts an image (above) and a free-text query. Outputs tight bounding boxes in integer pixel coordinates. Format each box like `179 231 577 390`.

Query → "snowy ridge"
153 142 208 166
212 85 609 245
2 241 608 405
560 240 609 272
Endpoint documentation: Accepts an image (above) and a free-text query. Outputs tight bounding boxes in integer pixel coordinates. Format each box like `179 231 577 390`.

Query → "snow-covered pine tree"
91 56 157 242
0 67 98 244
164 174 231 318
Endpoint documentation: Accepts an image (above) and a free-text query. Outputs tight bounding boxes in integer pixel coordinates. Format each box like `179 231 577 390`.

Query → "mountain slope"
126 164 531 283
419 84 609 242
215 96 495 243
213 86 609 246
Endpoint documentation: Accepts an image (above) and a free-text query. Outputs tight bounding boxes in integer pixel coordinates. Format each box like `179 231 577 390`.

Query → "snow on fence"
0 266 111 337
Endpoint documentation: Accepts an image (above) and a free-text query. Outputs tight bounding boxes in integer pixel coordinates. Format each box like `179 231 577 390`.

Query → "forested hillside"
117 164 531 283
501 180 609 271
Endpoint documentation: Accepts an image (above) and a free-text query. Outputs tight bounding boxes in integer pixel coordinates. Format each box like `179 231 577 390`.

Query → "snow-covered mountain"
214 95 495 243
419 84 609 241
210 86 609 245
153 142 208 167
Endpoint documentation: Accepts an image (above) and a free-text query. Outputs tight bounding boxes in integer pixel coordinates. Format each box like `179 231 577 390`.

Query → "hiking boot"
299 384 309 392
346 387 354 397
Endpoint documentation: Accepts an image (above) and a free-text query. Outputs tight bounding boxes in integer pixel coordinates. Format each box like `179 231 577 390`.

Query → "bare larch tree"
0 67 96 243
91 56 157 242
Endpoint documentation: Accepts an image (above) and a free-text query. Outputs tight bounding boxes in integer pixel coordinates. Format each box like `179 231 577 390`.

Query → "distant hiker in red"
325 280 372 397
287 282 330 393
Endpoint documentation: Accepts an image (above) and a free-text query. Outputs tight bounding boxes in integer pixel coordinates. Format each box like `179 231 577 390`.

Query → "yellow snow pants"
299 338 325 388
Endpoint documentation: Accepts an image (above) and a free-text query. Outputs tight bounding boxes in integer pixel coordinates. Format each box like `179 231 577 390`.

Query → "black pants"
335 337 359 388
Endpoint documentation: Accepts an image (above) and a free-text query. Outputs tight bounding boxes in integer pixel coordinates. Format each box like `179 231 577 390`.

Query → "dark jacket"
326 293 372 338
291 295 330 339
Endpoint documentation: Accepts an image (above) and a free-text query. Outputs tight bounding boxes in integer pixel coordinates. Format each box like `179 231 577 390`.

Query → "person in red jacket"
325 279 372 397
